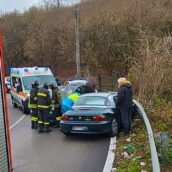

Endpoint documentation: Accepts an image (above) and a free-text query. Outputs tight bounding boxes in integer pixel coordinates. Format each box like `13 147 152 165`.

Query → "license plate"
72 126 88 131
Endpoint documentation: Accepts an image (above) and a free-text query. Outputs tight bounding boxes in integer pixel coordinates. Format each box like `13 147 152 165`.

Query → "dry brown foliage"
0 0 171 106
130 36 172 99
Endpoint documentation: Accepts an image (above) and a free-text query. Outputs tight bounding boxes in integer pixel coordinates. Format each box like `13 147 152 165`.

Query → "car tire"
64 132 71 137
12 98 17 108
109 118 118 137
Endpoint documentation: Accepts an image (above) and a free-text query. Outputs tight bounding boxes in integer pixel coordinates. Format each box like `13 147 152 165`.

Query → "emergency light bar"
10 67 53 76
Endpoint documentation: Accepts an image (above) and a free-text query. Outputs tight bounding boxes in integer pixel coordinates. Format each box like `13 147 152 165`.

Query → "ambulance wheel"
12 98 17 108
23 106 27 114
22 102 29 114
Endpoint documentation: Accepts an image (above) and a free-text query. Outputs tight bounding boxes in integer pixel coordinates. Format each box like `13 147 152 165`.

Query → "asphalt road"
8 94 110 172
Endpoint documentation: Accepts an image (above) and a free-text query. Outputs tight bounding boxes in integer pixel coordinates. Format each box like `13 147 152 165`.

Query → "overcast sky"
0 0 80 13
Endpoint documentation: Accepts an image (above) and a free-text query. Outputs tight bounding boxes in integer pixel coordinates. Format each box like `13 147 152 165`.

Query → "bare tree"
45 0 75 8
44 0 62 8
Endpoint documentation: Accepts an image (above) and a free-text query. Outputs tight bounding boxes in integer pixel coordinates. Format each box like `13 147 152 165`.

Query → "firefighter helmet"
49 83 56 89
43 82 49 89
32 80 39 86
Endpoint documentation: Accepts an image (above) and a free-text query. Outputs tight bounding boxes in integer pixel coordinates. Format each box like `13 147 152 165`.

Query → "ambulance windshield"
22 75 56 90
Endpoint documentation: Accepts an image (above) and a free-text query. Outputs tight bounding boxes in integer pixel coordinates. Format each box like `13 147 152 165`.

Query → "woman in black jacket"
117 77 133 134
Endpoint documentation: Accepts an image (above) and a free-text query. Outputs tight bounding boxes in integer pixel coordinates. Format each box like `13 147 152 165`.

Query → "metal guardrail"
133 99 160 172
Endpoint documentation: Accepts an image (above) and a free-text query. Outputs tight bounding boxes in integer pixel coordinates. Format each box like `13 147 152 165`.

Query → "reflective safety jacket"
61 92 80 113
28 87 38 109
68 92 80 102
37 88 51 109
52 87 61 108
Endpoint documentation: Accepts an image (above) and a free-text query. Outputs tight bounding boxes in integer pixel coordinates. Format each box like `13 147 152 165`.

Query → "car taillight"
93 115 107 121
61 115 69 121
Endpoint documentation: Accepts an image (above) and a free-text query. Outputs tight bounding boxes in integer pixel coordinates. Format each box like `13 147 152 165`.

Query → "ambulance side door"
17 77 24 106
11 76 19 104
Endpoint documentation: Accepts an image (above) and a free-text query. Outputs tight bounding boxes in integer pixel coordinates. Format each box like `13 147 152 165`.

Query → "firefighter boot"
56 121 60 128
45 125 52 133
34 122 38 129
38 124 44 134
31 121 34 129
53 121 60 128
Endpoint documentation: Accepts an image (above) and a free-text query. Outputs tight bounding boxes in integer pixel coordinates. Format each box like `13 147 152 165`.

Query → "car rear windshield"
22 75 56 90
74 96 111 106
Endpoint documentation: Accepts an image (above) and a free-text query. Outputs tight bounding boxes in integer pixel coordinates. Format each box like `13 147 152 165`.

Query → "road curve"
8 94 110 172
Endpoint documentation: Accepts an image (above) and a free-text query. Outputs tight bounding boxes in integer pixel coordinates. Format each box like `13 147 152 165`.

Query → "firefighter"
37 82 51 133
28 80 39 129
49 83 61 128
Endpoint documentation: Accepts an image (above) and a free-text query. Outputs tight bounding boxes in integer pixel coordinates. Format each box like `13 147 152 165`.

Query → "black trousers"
120 107 132 133
38 109 50 130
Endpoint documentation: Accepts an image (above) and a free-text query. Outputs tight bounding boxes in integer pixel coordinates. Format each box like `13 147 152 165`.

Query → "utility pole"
75 9 80 78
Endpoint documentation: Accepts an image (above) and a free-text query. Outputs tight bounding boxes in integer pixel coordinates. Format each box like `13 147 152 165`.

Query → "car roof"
79 92 117 98
67 80 87 84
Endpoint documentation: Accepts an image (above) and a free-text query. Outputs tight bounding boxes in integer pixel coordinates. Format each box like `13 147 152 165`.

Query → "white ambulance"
10 67 56 114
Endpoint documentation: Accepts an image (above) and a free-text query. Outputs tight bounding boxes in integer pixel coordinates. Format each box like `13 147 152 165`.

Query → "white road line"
103 137 116 172
10 115 26 130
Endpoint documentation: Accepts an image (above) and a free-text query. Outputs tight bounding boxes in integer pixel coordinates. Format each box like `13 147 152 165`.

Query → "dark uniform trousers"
38 108 50 130
52 88 61 126
37 87 51 132
29 87 38 129
31 109 38 127
55 107 61 126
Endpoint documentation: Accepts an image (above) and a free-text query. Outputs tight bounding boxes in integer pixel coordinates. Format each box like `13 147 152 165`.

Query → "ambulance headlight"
27 93 30 97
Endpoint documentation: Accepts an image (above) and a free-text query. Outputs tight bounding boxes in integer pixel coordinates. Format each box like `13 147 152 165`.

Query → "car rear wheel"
64 132 71 137
109 118 118 137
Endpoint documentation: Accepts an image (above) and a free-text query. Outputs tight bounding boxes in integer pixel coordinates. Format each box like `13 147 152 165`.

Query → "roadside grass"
115 117 172 172
115 119 151 172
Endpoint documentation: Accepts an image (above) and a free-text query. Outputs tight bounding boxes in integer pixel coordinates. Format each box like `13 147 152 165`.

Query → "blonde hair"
118 77 130 86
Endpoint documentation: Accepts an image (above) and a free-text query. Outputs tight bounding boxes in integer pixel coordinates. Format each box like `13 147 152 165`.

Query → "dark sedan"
60 92 120 137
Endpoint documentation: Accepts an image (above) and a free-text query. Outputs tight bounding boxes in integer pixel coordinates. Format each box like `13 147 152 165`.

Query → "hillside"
0 0 172 170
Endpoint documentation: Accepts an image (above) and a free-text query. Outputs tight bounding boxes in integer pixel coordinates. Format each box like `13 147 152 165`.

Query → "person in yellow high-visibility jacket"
61 90 81 114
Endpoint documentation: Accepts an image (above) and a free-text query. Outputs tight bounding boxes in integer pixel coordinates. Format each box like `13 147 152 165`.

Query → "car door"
112 95 122 127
